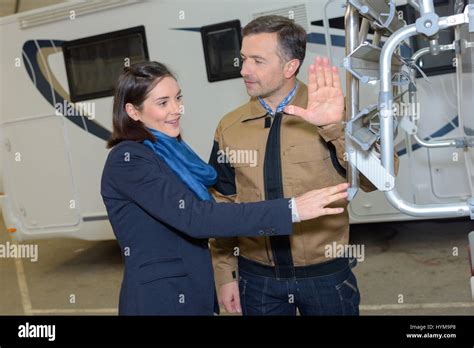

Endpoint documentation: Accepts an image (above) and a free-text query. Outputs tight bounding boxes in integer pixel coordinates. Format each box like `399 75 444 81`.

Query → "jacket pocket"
235 188 261 203
228 149 259 168
285 141 330 163
229 149 260 194
138 257 188 284
285 142 334 192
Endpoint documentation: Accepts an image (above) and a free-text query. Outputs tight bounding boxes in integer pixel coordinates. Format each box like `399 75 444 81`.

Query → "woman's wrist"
290 197 301 223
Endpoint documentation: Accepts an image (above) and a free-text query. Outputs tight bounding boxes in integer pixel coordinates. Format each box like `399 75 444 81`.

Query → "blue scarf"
143 128 217 201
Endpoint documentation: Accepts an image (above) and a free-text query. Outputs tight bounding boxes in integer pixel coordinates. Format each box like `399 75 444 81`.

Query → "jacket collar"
241 79 306 123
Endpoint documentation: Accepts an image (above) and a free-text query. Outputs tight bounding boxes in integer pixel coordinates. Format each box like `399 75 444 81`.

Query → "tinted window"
63 26 149 102
201 20 242 82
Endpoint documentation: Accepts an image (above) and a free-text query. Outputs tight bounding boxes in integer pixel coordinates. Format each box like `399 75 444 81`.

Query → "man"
209 15 397 315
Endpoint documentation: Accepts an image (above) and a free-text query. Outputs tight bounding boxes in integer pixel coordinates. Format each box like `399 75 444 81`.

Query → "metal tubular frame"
408 44 465 149
378 1 473 218
345 4 361 200
323 0 338 64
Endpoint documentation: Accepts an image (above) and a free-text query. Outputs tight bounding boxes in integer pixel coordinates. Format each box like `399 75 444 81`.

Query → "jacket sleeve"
208 124 240 286
103 142 293 240
317 122 400 193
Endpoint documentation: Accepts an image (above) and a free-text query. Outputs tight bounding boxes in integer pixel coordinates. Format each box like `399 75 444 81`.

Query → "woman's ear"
125 103 141 121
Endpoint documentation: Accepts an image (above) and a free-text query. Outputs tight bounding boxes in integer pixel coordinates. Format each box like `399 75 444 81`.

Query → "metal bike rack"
342 0 474 219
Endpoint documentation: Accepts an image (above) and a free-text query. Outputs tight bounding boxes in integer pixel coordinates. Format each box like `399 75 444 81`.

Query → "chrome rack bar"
379 2 473 218
345 3 361 200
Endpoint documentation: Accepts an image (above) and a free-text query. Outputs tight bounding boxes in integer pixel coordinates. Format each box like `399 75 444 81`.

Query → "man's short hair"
243 15 307 75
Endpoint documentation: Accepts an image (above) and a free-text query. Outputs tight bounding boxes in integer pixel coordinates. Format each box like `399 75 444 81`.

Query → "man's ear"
284 59 300 79
125 103 140 121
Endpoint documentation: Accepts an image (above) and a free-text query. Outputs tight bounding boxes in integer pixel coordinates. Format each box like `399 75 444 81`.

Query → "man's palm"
285 56 344 127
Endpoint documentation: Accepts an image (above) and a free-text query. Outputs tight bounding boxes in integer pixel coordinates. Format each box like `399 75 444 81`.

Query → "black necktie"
263 112 295 279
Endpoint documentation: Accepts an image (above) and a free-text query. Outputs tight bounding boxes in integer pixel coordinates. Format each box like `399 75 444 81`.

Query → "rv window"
63 26 149 102
201 20 242 82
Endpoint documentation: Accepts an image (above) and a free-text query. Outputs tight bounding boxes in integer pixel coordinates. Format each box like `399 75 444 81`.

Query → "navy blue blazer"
100 140 293 315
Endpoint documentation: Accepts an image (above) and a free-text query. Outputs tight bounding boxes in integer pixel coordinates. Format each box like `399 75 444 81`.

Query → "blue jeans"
238 262 360 316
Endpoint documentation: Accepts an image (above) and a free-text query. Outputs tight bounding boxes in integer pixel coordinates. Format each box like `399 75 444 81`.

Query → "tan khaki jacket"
209 82 398 286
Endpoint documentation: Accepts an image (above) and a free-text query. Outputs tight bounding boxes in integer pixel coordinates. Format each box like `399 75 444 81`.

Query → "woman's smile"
165 117 180 128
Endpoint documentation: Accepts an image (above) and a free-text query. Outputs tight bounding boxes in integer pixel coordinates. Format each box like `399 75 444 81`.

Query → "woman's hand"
295 183 349 221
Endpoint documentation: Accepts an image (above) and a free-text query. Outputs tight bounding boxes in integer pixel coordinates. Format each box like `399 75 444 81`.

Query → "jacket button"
258 230 264 235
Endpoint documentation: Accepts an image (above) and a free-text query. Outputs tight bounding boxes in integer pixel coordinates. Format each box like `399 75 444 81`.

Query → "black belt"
238 256 351 279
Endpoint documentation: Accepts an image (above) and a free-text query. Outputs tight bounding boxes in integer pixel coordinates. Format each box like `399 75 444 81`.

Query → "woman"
101 61 348 315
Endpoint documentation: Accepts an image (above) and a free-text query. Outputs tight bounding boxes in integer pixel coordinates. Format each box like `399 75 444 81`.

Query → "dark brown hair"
243 15 307 75
107 61 176 148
